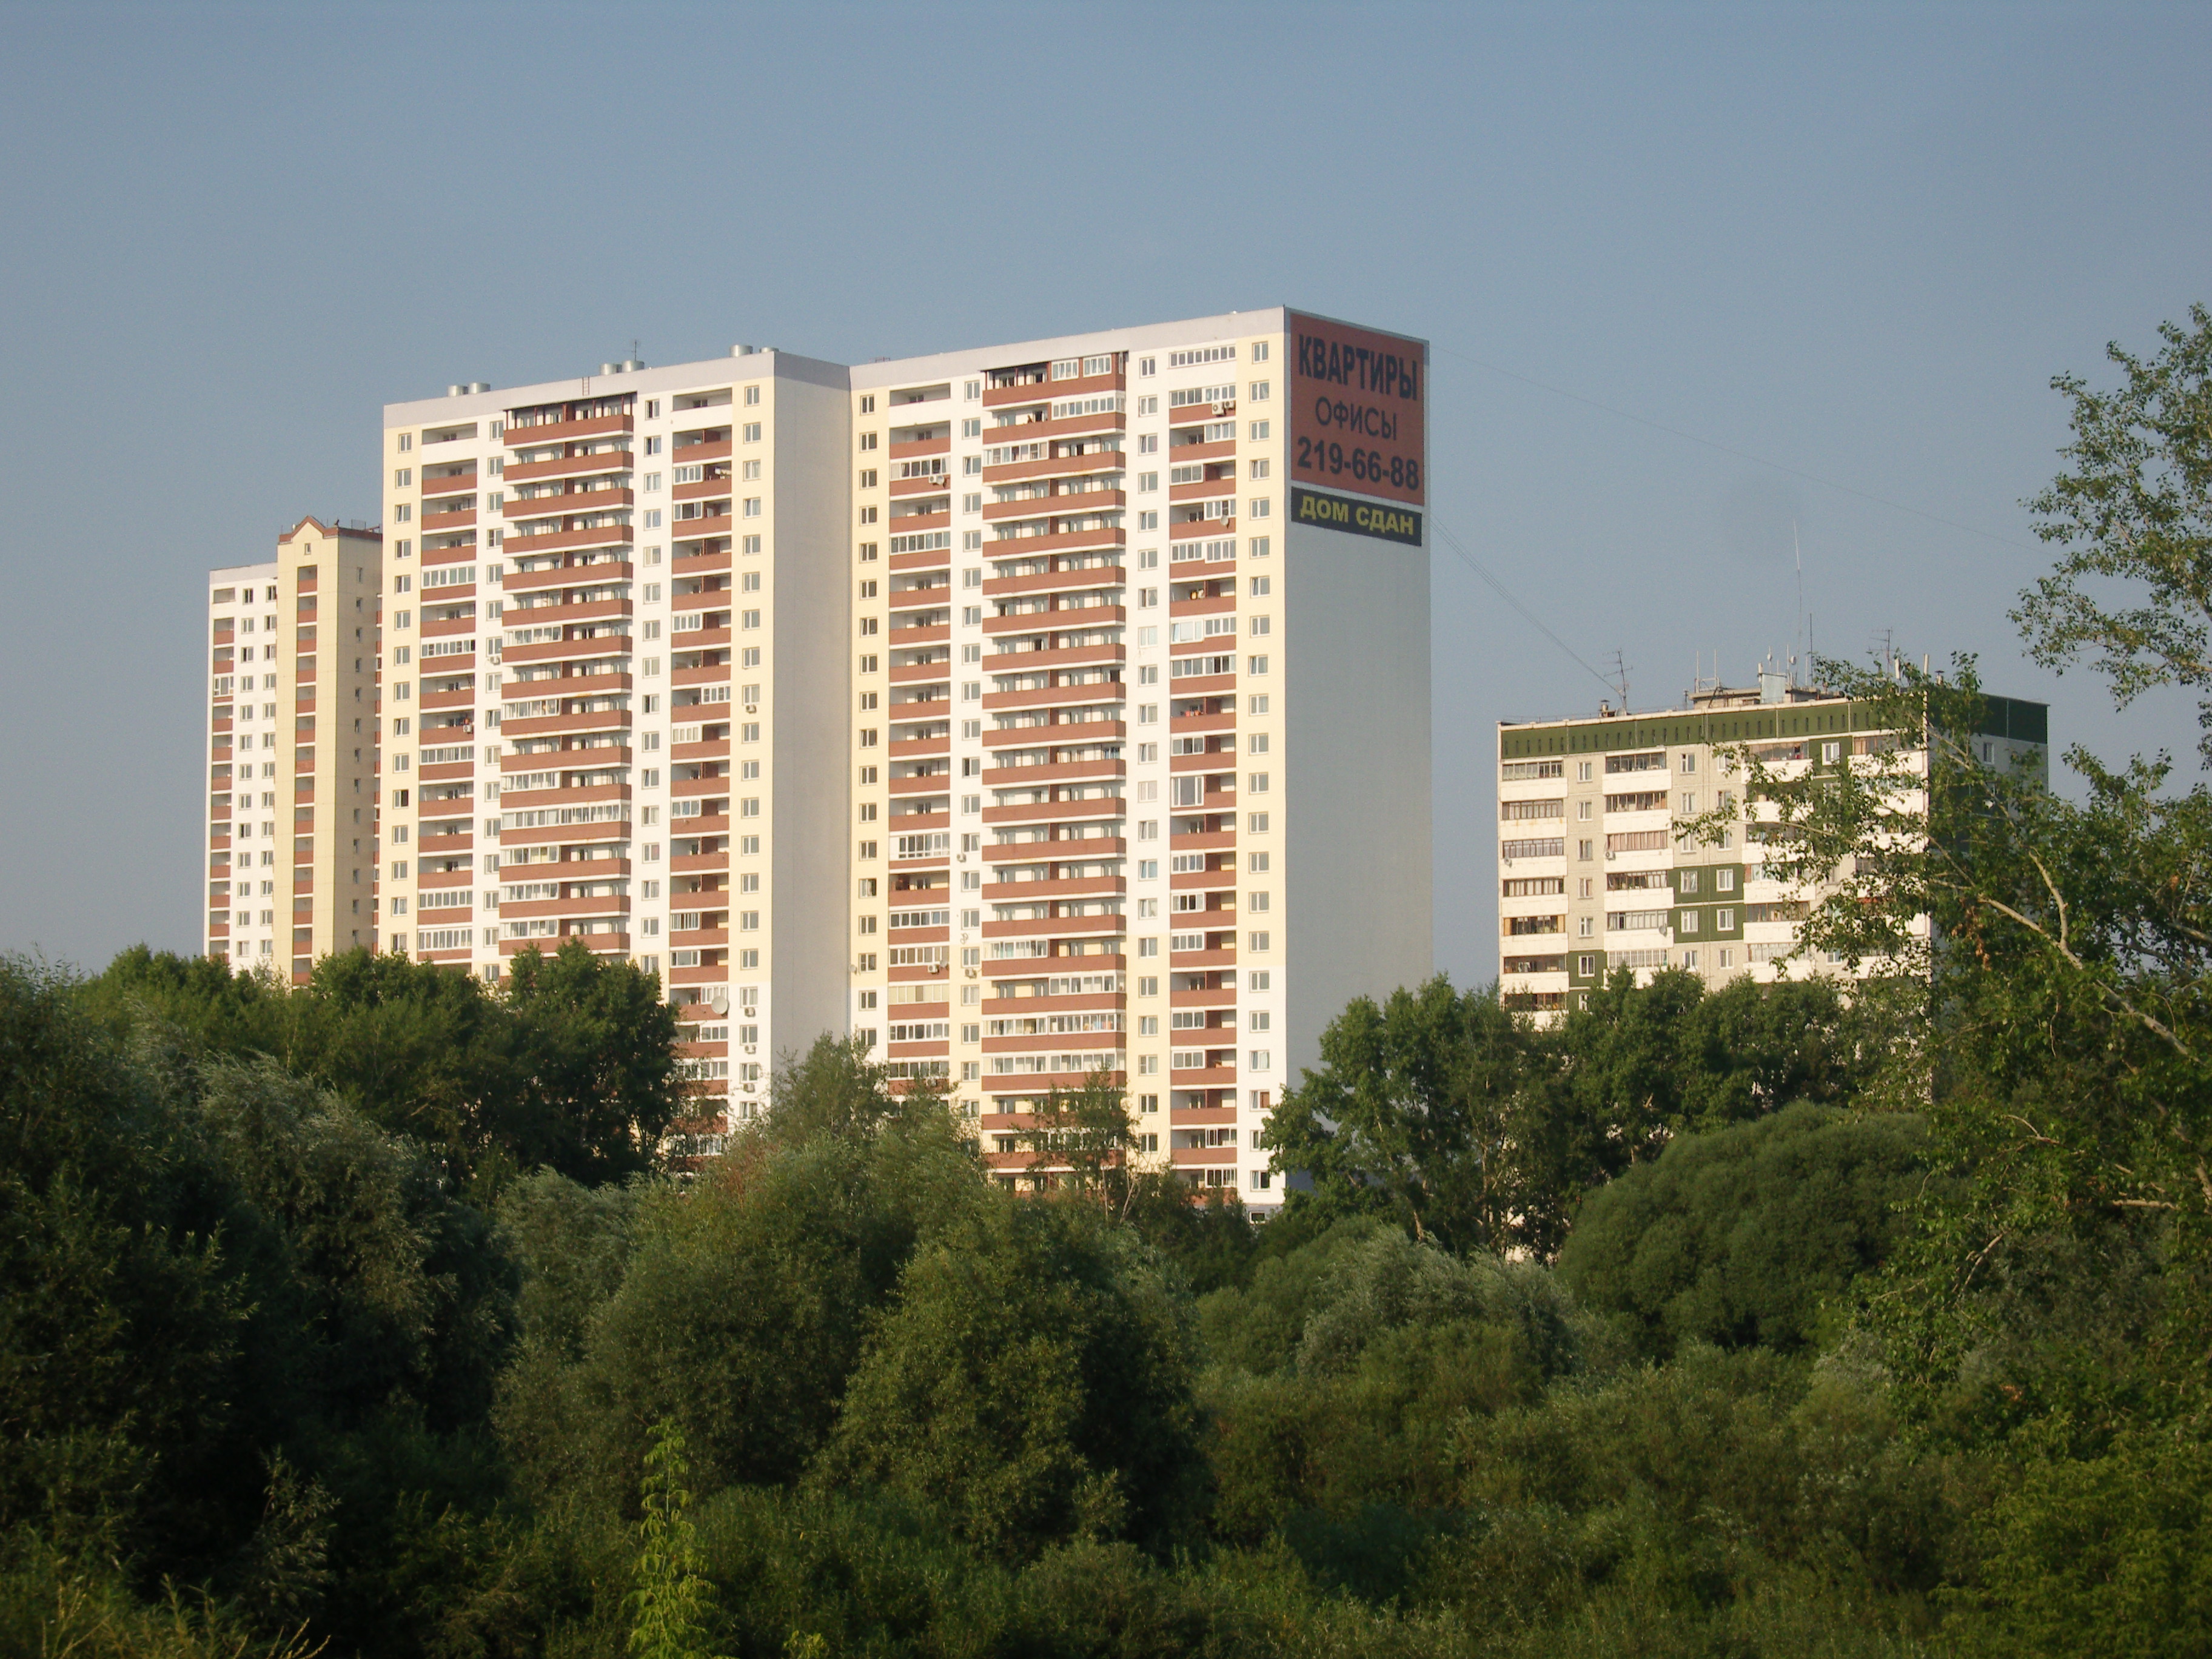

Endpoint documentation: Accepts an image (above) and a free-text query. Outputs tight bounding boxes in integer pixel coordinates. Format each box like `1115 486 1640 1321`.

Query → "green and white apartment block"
1494 674 2049 1013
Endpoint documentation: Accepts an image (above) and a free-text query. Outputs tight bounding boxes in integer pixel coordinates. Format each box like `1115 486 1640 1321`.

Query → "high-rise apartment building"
210 309 1429 1183
846 310 1430 1204
204 516 384 976
377 354 851 1131
1494 674 2048 1013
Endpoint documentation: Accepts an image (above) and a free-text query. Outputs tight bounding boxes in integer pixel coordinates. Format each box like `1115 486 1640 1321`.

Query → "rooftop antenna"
1603 649 1631 712
1793 521 1806 687
1872 627 1895 680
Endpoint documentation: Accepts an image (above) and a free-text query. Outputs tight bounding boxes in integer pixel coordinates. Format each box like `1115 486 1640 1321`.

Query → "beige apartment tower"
204 516 384 976
212 309 1430 1190
377 355 851 1134
846 309 1430 1205
1493 675 2049 1013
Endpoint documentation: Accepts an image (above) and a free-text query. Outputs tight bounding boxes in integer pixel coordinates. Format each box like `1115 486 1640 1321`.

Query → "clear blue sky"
4 1 2207 982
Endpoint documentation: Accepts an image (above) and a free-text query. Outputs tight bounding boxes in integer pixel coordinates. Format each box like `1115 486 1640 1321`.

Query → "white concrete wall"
768 357 857 1054
1283 516 1433 1073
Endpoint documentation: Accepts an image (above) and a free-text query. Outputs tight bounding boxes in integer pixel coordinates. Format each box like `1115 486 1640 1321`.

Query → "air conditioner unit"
742 1005 756 1017
745 704 757 714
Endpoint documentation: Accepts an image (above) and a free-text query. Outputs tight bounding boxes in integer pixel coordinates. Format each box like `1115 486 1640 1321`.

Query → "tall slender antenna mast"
1794 521 1808 686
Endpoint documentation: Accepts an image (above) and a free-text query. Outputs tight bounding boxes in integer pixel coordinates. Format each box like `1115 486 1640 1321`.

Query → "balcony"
982 369 1121 409
503 523 635 556
981 719 1123 751
506 488 635 523
507 412 633 445
506 450 632 484
983 603 1124 638
981 755 1124 788
982 523 1126 558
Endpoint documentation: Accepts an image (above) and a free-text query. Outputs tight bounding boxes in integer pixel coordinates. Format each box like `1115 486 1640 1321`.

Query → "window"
1249 380 1270 401
1248 931 1270 952
1577 760 1593 782
1680 793 1697 814
1717 868 1736 892
1247 654 1268 675
744 385 760 406
742 421 761 442
1138 472 1158 492
1248 615 1270 635
1248 458 1270 480
1680 752 1697 773
1248 496 1270 518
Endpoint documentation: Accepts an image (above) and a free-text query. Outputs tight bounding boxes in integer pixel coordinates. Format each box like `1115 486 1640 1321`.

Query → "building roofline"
278 514 381 544
380 306 1428 415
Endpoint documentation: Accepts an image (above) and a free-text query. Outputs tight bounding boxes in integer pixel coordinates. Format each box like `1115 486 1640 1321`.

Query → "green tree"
0 957 248 1566
1263 977 1546 1253
626 1420 719 1659
2014 301 2212 763
502 941 683 1186
1013 1068 1136 1207
1558 1103 1927 1358
813 1195 1208 1560
1125 1182 1261 1296
497 1039 982 1509
81 943 688 1196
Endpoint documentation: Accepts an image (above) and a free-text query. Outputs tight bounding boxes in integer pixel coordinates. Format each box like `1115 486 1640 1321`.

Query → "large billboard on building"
1287 312 1427 511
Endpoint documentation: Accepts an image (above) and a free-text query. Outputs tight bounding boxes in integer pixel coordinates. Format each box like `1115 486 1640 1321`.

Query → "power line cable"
1429 340 2041 553
1428 511 1623 703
